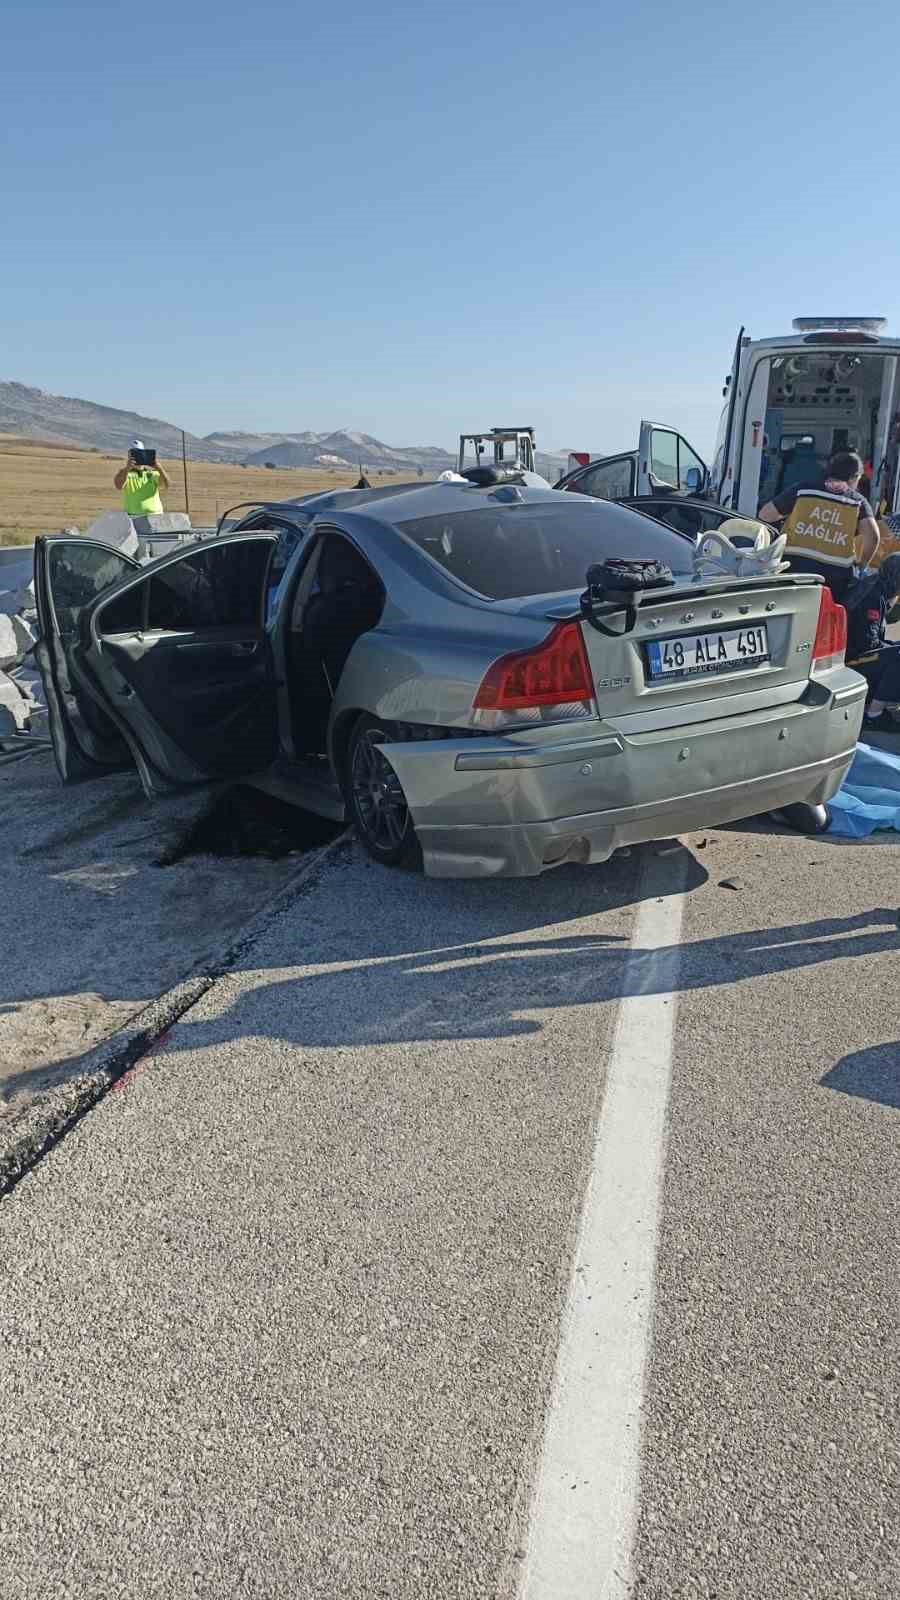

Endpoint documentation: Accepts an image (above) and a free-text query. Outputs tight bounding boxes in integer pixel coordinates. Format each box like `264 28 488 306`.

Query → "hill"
0 381 236 463
243 430 459 474
0 380 567 478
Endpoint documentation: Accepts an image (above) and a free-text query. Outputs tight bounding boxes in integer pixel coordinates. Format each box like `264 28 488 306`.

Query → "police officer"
759 449 880 602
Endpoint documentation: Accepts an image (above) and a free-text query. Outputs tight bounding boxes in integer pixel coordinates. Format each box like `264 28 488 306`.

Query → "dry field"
0 435 409 545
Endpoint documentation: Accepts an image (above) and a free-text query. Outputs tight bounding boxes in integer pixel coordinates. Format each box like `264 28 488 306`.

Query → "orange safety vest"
781 487 861 574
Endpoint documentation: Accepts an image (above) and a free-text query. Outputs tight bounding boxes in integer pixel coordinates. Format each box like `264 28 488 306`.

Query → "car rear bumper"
414 748 854 876
381 671 867 878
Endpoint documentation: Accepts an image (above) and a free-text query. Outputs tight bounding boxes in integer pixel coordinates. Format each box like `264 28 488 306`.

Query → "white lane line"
519 854 688 1600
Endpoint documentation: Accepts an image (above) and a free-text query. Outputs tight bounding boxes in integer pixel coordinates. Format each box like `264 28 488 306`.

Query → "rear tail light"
811 586 847 674
473 621 595 729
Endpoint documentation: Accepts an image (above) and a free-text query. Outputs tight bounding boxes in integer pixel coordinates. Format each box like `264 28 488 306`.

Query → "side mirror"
684 467 705 494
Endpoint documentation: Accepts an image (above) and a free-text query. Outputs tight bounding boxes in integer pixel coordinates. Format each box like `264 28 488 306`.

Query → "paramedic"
113 439 170 517
844 552 900 728
759 450 880 601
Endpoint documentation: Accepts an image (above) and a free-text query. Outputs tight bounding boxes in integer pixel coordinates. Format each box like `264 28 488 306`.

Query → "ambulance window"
650 430 678 488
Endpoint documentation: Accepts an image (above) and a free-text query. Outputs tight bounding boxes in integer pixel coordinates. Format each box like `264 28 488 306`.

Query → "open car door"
35 535 143 783
35 533 280 796
637 421 709 497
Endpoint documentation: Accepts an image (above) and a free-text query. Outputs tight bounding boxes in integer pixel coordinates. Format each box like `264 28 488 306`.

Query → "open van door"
35 533 281 797
636 422 709 496
711 325 745 506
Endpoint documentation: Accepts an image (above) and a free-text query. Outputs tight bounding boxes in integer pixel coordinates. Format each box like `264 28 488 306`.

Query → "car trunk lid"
561 573 826 725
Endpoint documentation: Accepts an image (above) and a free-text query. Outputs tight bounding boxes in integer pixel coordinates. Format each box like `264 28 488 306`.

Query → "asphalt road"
1 817 898 1598
0 753 310 1113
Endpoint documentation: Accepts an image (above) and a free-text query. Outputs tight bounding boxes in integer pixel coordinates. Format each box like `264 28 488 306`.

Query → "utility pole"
181 430 190 518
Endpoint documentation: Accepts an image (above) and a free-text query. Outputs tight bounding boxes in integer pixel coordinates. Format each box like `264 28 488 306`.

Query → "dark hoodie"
845 553 900 660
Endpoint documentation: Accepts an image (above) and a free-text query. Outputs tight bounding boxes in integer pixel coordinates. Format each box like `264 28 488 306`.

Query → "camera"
130 447 157 468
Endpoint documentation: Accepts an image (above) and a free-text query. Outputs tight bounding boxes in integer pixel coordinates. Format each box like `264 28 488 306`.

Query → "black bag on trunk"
580 559 675 638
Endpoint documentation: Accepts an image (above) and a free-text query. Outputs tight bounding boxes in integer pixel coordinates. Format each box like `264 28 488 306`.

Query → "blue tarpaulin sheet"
827 741 900 837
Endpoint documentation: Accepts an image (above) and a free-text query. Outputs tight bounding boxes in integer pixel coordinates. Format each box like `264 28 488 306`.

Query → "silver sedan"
35 481 865 877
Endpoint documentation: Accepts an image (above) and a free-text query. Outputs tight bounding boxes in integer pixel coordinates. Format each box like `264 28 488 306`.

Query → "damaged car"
35 480 866 878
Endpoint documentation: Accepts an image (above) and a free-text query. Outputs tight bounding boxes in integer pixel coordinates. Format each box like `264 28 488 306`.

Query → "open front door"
54 534 281 797
637 421 709 496
34 535 143 783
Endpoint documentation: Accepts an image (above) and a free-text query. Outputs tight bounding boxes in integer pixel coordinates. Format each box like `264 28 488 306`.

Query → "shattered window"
47 543 138 640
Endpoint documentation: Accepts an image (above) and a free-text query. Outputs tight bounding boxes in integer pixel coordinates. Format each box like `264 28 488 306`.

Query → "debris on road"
0 731 51 767
719 876 745 891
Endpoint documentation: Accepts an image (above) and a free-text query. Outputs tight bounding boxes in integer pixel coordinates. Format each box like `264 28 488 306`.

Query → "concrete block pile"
0 552 44 740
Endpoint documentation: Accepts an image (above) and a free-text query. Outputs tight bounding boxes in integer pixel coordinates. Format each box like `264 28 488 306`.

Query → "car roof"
265 480 577 528
284 482 427 515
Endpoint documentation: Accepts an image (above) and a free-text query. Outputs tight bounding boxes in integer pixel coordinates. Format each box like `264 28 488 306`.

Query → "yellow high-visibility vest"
781 488 859 571
122 469 163 516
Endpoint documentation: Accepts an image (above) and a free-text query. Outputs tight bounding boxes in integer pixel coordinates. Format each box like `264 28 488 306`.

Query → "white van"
560 423 709 500
560 317 900 529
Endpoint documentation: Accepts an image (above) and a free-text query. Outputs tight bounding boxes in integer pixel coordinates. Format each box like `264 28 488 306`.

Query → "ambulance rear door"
734 356 771 514
710 325 745 507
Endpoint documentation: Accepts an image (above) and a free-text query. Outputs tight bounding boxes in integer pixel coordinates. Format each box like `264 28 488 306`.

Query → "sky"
3 0 900 458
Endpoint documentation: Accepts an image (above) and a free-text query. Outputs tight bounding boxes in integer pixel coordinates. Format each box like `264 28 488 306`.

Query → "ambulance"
709 317 900 517
561 317 900 565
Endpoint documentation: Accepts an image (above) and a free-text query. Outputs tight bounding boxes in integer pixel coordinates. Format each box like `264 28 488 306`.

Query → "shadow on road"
157 899 898 1052
1 842 689 1103
821 1043 900 1110
6 838 900 1108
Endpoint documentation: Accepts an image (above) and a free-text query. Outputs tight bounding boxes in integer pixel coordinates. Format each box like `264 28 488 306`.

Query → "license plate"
646 625 770 681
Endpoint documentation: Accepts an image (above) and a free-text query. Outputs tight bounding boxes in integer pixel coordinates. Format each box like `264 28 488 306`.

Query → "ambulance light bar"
792 317 886 333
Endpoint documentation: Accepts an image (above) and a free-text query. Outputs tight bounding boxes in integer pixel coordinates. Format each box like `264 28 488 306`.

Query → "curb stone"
0 829 353 1198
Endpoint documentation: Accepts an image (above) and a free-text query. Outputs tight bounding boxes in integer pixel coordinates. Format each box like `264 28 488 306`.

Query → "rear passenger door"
47 535 281 797
34 536 143 783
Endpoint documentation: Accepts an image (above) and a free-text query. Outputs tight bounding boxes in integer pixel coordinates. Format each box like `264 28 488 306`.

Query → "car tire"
345 714 423 870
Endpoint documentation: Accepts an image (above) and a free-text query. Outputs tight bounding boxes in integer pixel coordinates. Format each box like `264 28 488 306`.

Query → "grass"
0 435 413 545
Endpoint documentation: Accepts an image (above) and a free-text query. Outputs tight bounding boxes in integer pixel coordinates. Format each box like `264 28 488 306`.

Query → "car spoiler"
543 569 823 622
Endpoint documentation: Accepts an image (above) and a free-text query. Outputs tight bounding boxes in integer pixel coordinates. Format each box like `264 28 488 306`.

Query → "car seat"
778 440 823 494
294 538 384 751
309 540 383 684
